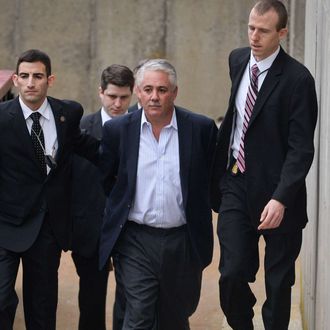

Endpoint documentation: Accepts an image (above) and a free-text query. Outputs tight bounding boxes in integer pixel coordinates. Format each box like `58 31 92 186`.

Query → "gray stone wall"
0 1 305 119
0 0 259 119
303 0 330 328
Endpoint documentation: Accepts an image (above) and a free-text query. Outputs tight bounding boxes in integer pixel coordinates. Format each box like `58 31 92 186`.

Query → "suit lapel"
176 108 192 209
229 51 250 109
86 110 103 139
92 111 103 139
10 98 40 169
48 97 66 162
126 110 142 199
249 48 284 126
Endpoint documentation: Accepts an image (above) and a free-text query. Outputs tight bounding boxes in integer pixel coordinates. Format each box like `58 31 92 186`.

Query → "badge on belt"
231 162 239 176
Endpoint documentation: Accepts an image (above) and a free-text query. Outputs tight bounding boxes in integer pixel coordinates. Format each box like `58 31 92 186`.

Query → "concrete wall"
0 0 283 120
302 1 330 329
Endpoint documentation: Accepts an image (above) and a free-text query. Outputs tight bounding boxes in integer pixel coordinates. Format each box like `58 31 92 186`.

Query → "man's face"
13 61 54 110
248 8 288 61
99 84 132 117
136 70 177 126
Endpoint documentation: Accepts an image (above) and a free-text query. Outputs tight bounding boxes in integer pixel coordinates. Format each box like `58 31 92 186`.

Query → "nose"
114 98 121 108
27 75 35 88
151 89 159 101
251 30 259 41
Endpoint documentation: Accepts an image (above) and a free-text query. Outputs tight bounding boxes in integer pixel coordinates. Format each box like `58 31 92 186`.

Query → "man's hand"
258 199 285 230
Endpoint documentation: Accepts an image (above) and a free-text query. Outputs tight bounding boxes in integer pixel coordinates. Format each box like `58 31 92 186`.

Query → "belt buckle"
231 162 239 176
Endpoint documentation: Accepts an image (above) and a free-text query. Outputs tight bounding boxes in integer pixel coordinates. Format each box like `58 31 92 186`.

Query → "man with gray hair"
99 59 217 329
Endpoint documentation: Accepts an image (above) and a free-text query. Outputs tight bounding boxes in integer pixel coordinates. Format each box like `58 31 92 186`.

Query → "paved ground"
13 219 302 329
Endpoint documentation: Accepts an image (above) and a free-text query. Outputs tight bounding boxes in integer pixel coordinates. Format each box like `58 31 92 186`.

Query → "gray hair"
135 59 177 89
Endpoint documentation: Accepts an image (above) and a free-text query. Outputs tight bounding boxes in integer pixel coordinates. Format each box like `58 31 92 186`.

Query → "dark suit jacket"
127 103 139 113
0 96 99 252
99 107 217 269
71 110 105 258
210 47 318 233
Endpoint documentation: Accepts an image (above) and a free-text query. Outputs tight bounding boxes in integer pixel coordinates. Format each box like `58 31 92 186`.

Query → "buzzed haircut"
16 49 52 77
100 64 135 92
254 0 288 30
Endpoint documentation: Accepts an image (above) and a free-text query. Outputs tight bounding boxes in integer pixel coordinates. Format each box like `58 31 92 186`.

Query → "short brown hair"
254 0 288 30
100 64 134 92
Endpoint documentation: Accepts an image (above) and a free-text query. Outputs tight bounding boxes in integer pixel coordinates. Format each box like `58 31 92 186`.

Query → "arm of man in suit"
259 71 318 230
64 101 100 164
99 120 119 196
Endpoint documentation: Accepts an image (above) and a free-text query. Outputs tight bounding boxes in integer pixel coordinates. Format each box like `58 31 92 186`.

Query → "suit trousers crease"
0 215 61 330
217 171 302 330
112 221 202 330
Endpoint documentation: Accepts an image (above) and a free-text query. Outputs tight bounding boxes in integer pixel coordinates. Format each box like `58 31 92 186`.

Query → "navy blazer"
210 47 318 233
99 106 217 269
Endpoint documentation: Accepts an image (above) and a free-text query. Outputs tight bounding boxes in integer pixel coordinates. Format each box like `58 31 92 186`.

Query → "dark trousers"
113 221 202 330
72 251 109 330
112 263 126 330
0 217 61 330
218 172 302 330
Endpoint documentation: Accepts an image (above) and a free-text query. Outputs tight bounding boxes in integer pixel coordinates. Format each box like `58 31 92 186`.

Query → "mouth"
251 44 261 50
148 104 161 109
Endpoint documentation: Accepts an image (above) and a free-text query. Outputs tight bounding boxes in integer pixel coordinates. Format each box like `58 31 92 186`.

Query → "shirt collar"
101 107 112 125
101 107 128 125
20 97 50 120
141 107 178 130
250 46 280 73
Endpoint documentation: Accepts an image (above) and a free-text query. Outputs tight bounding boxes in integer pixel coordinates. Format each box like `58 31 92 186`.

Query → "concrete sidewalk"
13 220 302 329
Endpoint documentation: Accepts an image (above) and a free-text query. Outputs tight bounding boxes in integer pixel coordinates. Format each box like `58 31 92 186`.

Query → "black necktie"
30 112 47 174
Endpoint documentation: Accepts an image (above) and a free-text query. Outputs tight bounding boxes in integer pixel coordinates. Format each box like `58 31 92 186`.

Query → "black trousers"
113 221 202 330
72 251 109 330
0 217 61 330
217 172 302 330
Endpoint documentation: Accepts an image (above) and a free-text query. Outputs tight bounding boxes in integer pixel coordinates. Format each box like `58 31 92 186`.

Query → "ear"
47 75 55 87
279 27 288 40
173 86 178 99
98 86 103 97
12 74 18 87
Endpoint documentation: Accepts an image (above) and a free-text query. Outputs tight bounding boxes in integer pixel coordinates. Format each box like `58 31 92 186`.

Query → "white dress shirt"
101 107 112 125
231 47 280 159
128 109 186 228
20 97 58 174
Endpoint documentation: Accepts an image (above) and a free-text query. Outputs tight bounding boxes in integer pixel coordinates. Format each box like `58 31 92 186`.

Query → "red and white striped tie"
237 64 259 173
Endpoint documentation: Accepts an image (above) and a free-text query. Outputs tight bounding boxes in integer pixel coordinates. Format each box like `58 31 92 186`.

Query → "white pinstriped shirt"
128 109 186 228
231 47 280 159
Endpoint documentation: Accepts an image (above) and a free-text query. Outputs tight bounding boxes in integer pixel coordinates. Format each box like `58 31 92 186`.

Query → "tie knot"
30 112 41 123
251 64 259 77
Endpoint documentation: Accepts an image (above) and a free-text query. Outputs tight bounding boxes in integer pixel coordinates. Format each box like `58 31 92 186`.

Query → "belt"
126 221 187 235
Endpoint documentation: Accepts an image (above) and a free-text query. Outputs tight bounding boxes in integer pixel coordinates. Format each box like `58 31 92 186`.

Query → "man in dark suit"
210 1 318 329
99 59 217 329
0 49 99 330
71 64 134 330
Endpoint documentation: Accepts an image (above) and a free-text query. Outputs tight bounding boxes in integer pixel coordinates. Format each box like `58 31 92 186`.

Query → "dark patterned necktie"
30 112 47 174
237 64 259 173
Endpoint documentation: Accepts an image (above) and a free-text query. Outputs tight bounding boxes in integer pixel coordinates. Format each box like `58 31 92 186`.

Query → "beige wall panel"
0 2 17 69
90 0 168 112
167 0 255 119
